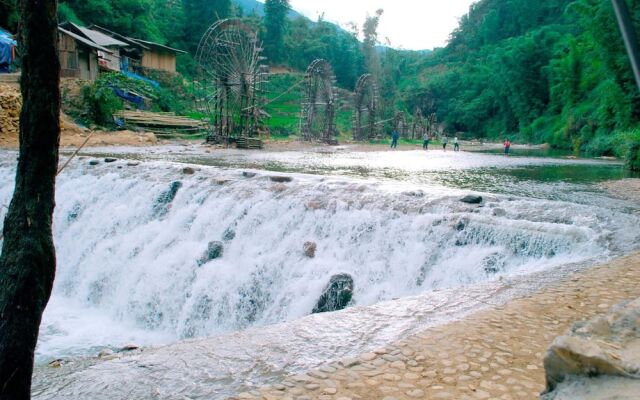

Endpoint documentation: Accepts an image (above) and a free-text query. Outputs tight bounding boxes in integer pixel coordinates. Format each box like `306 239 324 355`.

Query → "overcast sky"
286 0 477 50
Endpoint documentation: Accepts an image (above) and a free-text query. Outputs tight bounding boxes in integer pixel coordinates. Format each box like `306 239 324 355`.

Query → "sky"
286 0 477 50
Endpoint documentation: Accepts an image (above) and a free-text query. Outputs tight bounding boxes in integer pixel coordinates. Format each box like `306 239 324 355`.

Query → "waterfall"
0 153 638 359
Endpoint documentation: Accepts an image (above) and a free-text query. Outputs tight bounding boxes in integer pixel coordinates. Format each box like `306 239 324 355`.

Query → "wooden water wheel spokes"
195 18 268 143
352 74 380 141
301 59 337 144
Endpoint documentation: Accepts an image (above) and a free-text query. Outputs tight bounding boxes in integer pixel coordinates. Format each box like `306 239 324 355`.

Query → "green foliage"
402 0 640 160
81 82 124 126
283 17 365 89
0 0 19 32
77 72 195 126
58 4 84 25
183 0 231 53
263 0 290 63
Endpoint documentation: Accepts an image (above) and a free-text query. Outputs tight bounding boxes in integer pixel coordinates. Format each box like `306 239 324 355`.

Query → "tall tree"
362 9 383 77
183 0 231 53
263 0 290 64
0 0 61 398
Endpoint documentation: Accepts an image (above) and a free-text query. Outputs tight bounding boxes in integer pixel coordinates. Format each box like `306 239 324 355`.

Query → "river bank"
244 251 640 400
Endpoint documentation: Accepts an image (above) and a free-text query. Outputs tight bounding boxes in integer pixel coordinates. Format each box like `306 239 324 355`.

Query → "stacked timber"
115 110 208 137
236 137 263 149
0 84 22 146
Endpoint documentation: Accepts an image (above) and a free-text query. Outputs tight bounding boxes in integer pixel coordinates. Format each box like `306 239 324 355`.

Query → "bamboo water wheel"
352 74 380 141
412 108 428 140
300 59 337 144
393 111 409 138
195 19 269 144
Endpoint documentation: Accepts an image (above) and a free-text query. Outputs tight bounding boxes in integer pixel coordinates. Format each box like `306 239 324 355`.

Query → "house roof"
86 25 148 49
88 25 186 54
58 27 112 53
58 22 186 56
77 26 128 48
131 39 187 54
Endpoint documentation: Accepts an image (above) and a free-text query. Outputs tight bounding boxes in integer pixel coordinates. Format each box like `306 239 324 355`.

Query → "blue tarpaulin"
112 87 145 109
0 28 16 73
121 70 160 87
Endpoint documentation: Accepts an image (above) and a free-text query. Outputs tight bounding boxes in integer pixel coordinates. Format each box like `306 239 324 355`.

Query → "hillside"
234 0 303 19
400 0 640 157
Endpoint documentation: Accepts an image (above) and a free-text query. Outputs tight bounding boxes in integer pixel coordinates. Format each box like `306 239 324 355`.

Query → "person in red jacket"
504 139 511 155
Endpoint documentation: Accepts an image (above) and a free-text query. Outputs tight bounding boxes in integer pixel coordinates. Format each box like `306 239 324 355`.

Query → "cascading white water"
0 150 638 362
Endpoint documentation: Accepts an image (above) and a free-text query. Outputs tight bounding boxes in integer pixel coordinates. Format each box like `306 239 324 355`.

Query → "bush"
80 83 123 127
622 129 640 171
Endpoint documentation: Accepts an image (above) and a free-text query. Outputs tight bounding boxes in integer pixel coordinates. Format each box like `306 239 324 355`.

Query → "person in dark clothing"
454 136 460 152
391 130 400 149
442 135 448 151
422 132 430 150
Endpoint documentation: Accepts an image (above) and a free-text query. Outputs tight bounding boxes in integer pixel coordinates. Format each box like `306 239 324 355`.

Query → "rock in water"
182 167 196 175
270 176 293 183
542 298 640 398
198 241 224 265
89 160 100 166
153 181 183 217
460 195 483 204
104 157 118 163
303 241 317 258
242 171 257 178
223 228 236 242
98 348 114 358
312 274 354 314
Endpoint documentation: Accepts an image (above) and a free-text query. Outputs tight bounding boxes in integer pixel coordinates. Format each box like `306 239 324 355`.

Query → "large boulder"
312 274 354 314
542 298 640 399
460 195 483 204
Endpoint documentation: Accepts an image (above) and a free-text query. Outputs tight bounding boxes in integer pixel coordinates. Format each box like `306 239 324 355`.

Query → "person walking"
504 138 511 155
422 131 430 150
454 136 460 152
390 130 400 149
442 135 448 151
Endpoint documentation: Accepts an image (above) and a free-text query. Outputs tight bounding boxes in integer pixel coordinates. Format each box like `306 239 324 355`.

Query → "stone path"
230 253 640 400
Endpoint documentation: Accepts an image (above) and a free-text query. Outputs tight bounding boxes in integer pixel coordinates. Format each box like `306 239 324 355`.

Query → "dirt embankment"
0 84 157 149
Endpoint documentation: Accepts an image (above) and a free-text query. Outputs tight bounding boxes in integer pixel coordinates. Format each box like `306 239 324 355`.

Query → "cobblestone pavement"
230 253 640 400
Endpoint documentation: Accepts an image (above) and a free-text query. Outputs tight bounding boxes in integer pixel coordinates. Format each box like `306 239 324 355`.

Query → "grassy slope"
265 73 355 141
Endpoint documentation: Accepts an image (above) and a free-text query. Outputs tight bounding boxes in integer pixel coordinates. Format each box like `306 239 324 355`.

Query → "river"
0 145 638 399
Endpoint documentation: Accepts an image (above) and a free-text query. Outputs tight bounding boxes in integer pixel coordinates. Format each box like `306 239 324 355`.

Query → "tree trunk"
0 0 60 398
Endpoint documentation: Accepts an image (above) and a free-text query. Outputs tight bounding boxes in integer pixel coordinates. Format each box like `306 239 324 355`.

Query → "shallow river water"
0 145 638 399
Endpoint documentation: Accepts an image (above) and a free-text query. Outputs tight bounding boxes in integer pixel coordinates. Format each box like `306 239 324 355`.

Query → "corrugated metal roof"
58 27 112 53
133 39 187 54
78 26 128 48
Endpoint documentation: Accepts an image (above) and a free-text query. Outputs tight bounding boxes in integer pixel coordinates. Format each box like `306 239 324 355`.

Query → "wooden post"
611 0 640 92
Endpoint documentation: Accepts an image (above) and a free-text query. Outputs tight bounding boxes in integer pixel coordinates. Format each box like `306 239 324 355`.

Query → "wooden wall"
141 50 176 73
58 32 99 80
59 32 79 78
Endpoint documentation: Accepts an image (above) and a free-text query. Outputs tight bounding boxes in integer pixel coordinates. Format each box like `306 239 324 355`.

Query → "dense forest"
401 0 640 156
1 0 639 159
